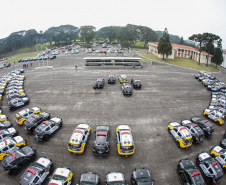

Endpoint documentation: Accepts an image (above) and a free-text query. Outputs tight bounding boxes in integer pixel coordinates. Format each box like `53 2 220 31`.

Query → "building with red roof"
148 42 212 64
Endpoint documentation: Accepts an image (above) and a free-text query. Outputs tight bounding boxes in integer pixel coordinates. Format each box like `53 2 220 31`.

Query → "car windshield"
52 175 67 181
136 177 151 182
32 163 45 170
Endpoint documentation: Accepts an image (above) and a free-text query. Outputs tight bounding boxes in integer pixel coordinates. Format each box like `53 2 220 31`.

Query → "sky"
1 0 226 48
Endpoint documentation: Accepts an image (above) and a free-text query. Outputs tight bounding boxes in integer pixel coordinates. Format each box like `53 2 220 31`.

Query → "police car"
131 168 154 185
210 146 226 170
191 117 214 137
19 157 53 185
0 127 18 141
0 121 12 130
108 74 116 84
116 125 135 156
0 139 20 160
181 120 205 144
118 74 128 84
177 159 205 185
16 107 41 125
8 98 29 110
196 152 224 184
0 114 7 122
68 124 91 154
131 78 142 89
48 167 73 185
34 118 62 142
79 172 100 185
105 172 126 185
0 136 26 160
168 122 193 148
121 83 133 95
204 110 224 125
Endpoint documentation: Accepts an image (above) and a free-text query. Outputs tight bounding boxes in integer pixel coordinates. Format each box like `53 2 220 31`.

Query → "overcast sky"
1 0 226 48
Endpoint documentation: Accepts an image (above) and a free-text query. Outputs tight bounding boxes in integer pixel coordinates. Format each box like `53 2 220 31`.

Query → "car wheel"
176 167 180 174
12 169 19 175
167 128 171 134
176 141 180 148
59 123 62 128
44 135 49 141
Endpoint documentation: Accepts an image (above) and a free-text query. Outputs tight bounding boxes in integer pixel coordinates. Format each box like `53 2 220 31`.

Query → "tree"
136 25 158 48
179 37 184 45
79 26 96 44
212 47 223 68
98 26 121 43
189 34 205 65
202 33 222 67
157 28 172 59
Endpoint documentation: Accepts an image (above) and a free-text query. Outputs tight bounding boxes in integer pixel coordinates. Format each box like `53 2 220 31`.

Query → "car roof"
70 129 84 144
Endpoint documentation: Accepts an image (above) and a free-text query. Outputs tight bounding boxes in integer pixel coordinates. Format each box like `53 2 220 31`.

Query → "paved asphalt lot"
1 46 226 185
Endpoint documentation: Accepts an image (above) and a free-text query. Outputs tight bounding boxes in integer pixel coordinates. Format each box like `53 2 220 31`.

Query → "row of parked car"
18 55 56 62
93 74 142 95
67 124 135 157
18 159 154 185
175 71 226 185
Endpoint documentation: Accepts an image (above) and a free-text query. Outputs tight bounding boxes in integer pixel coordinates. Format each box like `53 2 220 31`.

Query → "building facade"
149 42 212 64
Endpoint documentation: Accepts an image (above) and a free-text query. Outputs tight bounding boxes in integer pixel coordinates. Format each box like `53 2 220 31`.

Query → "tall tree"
179 37 184 45
189 34 205 65
79 26 96 44
98 26 121 43
202 33 222 67
212 47 223 68
157 28 172 59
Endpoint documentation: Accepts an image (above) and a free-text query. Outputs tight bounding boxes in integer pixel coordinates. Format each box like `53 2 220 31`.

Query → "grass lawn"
138 51 220 72
4 54 38 64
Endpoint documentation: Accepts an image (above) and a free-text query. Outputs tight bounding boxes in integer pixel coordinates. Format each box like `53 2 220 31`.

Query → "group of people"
22 63 32 68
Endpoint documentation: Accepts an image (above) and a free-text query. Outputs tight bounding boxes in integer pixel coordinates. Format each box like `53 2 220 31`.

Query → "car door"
50 123 57 133
18 99 23 106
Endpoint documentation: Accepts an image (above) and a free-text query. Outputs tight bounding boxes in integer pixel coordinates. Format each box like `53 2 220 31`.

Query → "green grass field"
138 51 219 72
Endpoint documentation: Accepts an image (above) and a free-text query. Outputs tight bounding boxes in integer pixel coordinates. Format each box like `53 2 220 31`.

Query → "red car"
100 50 103 53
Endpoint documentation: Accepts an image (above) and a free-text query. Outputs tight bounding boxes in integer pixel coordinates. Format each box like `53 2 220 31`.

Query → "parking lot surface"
1 48 226 185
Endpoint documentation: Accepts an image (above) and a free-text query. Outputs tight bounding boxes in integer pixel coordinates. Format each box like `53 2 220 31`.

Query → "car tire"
167 128 171 134
176 167 180 174
176 141 180 148
44 135 49 141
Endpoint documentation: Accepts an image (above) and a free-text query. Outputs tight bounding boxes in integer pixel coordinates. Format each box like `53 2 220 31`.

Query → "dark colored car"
8 97 29 110
131 168 154 185
93 125 110 157
34 117 62 141
50 55 56 60
196 152 224 185
80 172 100 185
191 117 214 137
108 75 116 84
7 93 27 102
0 121 13 130
19 157 53 185
5 63 10 67
93 78 105 89
24 112 50 133
121 83 133 95
181 120 205 143
1 146 36 175
195 74 202 79
131 78 142 89
177 159 205 185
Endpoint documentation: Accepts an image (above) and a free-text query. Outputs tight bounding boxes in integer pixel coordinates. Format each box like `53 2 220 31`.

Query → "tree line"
0 24 195 56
